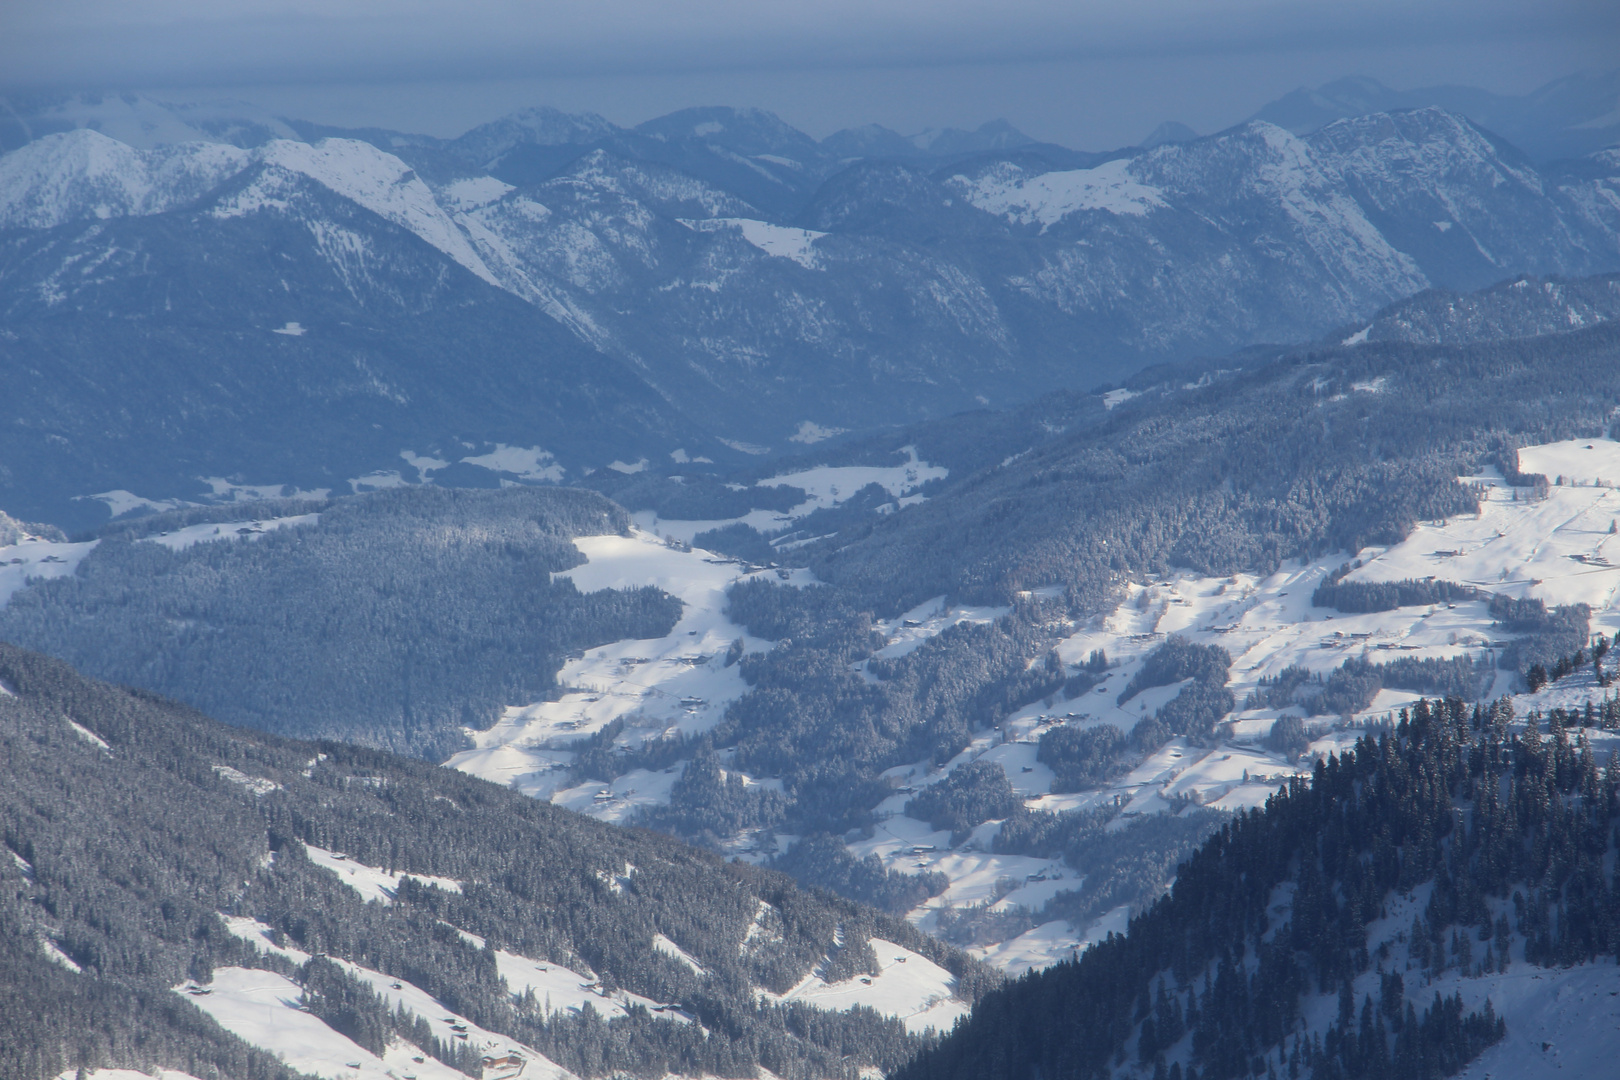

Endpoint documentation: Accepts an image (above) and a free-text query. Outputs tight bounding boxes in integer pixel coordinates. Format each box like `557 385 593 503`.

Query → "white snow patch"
212 765 282 796
0 534 100 608
0 534 97 607
970 920 1088 976
719 438 772 456
139 514 319 552
684 218 827 269
952 158 1167 229
762 937 968 1035
175 967 480 1080
1342 325 1372 346
759 445 947 507
494 949 679 1021
348 470 408 491
1102 388 1140 410
41 937 83 973
607 458 649 475
401 450 451 480
787 421 849 445
448 529 814 812
67 719 110 751
1449 961 1620 1080
270 321 306 336
442 176 515 211
300 844 462 905
79 490 188 518
652 934 707 976
461 444 565 482
55 1070 207 1080
198 477 331 503
1350 375 1387 392
220 916 311 965
1517 437 1620 488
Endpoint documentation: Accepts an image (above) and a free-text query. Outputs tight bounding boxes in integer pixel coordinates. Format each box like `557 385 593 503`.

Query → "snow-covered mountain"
3 105 1620 524
1252 69 1620 163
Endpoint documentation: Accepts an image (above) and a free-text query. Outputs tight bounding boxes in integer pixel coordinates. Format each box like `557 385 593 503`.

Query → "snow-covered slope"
0 130 249 229
463 438 1620 981
448 528 816 813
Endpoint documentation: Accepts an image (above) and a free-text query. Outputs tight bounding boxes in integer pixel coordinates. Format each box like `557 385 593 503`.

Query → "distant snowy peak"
551 149 757 218
250 139 500 285
1307 107 1542 192
0 129 248 229
0 129 501 287
448 106 619 167
949 157 1165 228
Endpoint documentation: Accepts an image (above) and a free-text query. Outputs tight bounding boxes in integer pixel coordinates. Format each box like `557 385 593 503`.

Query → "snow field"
300 844 463 905
1 512 320 609
494 949 680 1022
760 937 969 1035
176 967 474 1080
0 535 98 606
950 158 1168 228
54 1071 207 1080
682 218 828 269
140 513 320 551
447 529 813 813
634 446 948 545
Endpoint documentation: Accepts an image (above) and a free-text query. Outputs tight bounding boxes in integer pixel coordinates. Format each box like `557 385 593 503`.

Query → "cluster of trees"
1311 569 1483 615
1116 637 1235 741
0 644 1001 1080
1248 655 1493 719
905 762 1023 844
1490 595 1591 682
1037 720 1169 793
900 695 1620 1080
1524 630 1618 692
769 834 949 916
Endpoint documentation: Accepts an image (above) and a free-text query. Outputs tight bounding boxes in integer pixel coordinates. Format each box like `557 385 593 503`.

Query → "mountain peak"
1139 120 1198 148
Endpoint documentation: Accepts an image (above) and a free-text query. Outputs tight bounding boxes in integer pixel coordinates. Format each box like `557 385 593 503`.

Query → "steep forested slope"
0 644 994 1080
899 698 1620 1080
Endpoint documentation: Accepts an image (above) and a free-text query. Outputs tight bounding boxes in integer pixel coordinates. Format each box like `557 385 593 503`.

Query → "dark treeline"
899 696 1620 1080
0 644 998 1080
1247 654 1495 718
1311 571 1485 615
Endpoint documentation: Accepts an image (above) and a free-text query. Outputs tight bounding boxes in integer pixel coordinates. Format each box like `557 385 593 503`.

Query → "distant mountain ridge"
2 99 1619 527
1251 70 1620 163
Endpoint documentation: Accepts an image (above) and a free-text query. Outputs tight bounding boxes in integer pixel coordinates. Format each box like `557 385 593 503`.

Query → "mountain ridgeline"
1 101 1618 527
899 698 1620 1080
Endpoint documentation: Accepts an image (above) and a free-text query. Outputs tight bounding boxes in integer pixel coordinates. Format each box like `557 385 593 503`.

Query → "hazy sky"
5 1 1616 147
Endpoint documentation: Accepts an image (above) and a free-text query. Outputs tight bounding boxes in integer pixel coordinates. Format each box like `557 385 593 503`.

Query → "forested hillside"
899 698 1620 1080
0 644 994 1080
0 486 681 758
803 320 1620 613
